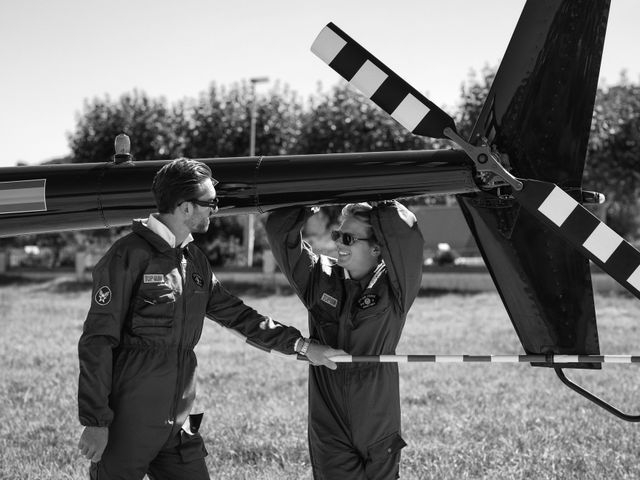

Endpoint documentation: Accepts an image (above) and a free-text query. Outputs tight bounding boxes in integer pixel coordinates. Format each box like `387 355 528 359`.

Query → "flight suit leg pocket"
365 432 406 479
178 430 208 463
178 412 208 463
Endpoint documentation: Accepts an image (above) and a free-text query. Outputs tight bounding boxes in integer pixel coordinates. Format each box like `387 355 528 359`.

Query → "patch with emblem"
358 293 378 310
94 286 112 306
321 293 338 308
192 272 204 287
143 274 165 284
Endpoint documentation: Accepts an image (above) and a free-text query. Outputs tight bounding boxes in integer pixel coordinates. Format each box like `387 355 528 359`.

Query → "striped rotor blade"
514 179 640 300
311 22 457 139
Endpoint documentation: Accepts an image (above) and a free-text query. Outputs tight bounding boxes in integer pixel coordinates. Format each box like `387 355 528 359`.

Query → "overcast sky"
0 0 638 167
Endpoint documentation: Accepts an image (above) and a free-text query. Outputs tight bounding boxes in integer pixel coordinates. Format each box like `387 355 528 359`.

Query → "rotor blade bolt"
478 153 488 164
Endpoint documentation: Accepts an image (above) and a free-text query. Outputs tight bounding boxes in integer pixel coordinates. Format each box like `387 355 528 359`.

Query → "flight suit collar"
365 262 386 290
131 217 192 253
144 214 194 248
343 261 386 291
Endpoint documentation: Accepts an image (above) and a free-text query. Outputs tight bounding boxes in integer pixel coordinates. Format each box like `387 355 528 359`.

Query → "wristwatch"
295 337 310 356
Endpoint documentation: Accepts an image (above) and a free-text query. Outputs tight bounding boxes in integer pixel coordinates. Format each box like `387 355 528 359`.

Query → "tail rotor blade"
515 179 640 300
311 20 640 302
311 23 457 139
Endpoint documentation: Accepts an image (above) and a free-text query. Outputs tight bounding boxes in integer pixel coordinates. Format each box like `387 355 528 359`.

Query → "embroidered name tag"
321 293 338 307
358 293 378 309
144 274 165 284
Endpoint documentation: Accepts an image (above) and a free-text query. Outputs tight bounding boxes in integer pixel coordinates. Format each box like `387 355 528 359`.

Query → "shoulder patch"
321 293 338 308
94 286 112 306
192 272 204 287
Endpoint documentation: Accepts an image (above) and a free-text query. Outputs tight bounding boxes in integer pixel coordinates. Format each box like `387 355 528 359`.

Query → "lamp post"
245 76 269 267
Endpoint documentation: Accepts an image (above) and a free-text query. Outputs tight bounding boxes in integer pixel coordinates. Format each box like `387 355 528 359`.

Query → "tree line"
5 69 640 266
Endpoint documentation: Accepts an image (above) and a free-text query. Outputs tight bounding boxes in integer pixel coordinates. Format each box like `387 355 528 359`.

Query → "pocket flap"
178 431 208 463
367 432 407 462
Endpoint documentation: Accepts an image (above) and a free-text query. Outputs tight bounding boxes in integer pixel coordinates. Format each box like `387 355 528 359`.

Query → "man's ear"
178 201 192 216
371 245 381 256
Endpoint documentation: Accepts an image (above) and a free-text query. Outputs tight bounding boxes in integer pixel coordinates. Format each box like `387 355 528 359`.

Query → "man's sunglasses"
185 198 219 210
330 230 371 246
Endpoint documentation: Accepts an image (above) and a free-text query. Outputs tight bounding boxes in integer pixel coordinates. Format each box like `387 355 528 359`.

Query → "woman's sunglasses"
330 230 372 246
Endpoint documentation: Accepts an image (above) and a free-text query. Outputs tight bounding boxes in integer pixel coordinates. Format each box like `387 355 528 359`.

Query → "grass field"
1 277 640 480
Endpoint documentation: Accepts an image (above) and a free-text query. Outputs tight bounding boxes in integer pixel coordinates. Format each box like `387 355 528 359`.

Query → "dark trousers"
89 428 209 480
308 364 406 480
310 434 404 480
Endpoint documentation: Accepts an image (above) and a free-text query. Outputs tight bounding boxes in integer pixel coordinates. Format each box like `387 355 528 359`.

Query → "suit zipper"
341 283 358 350
170 248 187 428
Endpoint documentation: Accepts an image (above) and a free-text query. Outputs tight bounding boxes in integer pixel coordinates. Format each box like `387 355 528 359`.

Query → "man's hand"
305 343 347 370
78 426 109 463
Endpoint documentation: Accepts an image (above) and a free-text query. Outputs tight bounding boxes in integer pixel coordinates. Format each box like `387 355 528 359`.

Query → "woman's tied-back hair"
152 158 216 213
341 203 377 244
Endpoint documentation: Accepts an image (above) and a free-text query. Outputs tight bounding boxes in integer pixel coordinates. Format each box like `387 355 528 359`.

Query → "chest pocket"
131 283 177 334
309 291 340 346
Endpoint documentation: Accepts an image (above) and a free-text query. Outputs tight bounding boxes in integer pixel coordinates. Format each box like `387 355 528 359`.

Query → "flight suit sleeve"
264 207 318 308
370 200 425 313
77 248 137 427
205 275 302 354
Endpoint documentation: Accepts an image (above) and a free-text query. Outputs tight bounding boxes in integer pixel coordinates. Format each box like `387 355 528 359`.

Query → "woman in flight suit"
266 200 424 480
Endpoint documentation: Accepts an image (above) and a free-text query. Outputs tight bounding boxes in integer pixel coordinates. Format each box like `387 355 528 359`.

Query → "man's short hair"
152 158 216 213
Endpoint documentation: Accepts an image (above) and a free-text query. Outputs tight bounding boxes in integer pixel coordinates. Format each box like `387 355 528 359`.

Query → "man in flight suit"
266 201 424 480
77 158 343 480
